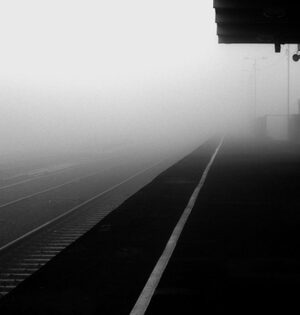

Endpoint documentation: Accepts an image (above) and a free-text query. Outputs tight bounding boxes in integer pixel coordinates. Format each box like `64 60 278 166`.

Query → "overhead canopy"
214 0 300 52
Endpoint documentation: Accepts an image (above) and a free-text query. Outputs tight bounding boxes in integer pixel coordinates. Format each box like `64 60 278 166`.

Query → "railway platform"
0 136 300 314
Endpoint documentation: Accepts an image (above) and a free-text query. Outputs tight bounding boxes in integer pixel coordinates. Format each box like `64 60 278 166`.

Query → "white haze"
0 0 300 161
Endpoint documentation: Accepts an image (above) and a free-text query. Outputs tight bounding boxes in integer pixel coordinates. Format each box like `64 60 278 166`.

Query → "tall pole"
244 56 267 119
287 44 290 118
254 58 257 118
287 44 290 139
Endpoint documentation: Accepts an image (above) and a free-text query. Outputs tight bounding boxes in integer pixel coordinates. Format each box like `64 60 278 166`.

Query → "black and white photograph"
0 1 300 314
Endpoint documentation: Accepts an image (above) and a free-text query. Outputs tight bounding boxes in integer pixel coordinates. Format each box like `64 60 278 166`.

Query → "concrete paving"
146 138 300 314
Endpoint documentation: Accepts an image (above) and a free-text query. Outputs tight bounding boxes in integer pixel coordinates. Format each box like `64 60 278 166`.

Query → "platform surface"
1 136 300 314
146 138 300 314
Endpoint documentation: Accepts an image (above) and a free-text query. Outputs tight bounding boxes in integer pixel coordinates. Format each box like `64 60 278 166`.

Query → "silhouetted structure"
214 0 300 52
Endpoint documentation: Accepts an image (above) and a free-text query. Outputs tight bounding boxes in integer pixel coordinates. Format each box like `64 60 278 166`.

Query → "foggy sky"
1 0 300 159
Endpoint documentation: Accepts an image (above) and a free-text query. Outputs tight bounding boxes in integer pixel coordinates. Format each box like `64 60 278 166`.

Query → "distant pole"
244 56 267 119
254 59 257 118
287 44 290 118
287 44 291 139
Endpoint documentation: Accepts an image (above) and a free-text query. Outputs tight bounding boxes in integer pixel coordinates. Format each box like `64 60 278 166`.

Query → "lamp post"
244 57 267 118
287 44 290 118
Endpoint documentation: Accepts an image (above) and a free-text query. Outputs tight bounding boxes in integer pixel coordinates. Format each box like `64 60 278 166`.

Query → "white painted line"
129 138 224 315
0 159 164 253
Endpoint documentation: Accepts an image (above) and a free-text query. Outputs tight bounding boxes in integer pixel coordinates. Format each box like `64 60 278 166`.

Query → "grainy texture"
146 138 300 314
0 138 219 315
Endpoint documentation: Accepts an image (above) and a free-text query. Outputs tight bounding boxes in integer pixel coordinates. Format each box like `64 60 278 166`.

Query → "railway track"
0 162 78 191
0 154 123 207
0 159 165 298
0 146 127 191
0 163 114 210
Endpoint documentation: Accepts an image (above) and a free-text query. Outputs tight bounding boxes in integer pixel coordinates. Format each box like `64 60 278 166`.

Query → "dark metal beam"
214 0 300 50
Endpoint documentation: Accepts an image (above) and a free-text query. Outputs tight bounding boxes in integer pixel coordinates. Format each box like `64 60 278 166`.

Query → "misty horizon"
1 1 300 161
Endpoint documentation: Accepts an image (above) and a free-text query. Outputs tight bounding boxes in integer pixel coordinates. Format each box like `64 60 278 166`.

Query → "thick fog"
1 0 300 162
